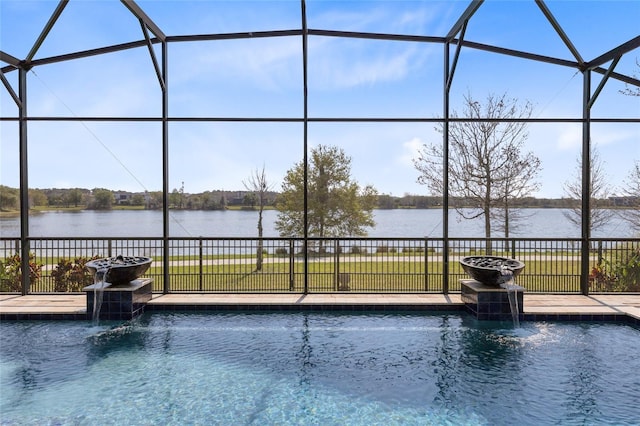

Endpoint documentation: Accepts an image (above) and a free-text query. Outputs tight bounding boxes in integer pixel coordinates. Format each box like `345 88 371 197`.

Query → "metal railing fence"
1 237 638 294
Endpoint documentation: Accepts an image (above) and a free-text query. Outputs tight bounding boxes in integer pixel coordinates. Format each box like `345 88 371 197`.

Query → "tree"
169 184 185 209
377 194 397 209
243 192 257 208
29 189 48 208
491 142 542 238
147 191 163 209
562 145 614 231
90 188 114 210
131 193 145 206
618 59 640 235
620 58 640 97
619 161 640 235
46 191 63 207
243 165 274 271
276 145 377 248
413 92 541 244
65 188 83 207
0 185 18 211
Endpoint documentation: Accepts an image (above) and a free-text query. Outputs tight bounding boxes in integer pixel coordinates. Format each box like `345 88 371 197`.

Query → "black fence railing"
1 237 638 294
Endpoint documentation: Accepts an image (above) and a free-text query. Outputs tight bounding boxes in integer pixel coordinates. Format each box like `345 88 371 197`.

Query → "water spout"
92 267 109 324
500 266 520 327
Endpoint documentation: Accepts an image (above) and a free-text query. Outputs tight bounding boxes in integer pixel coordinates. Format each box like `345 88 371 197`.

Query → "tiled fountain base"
461 279 524 321
84 278 153 320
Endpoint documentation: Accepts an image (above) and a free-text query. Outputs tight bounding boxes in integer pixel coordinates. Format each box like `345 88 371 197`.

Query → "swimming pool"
1 312 639 425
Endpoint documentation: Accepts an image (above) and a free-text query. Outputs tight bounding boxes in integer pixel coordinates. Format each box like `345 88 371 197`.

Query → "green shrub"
51 256 99 292
0 253 42 292
590 244 640 292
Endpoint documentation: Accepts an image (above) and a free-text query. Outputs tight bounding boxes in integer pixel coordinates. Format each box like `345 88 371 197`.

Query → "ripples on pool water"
1 313 639 425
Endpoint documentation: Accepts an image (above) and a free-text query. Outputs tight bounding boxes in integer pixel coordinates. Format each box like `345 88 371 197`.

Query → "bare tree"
618 59 640 234
491 143 541 238
563 145 614 232
619 161 640 235
620 58 640 97
243 165 274 271
414 92 541 248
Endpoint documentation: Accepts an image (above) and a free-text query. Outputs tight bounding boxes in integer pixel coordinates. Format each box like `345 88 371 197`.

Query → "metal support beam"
459 39 578 69
593 67 640 88
535 0 584 66
308 29 442 44
0 50 21 67
26 0 68 63
446 21 467 91
442 43 451 294
121 0 166 42
2 40 152 74
301 0 309 294
587 35 640 70
446 0 483 41
161 40 170 294
580 71 591 296
0 69 22 108
18 69 30 295
139 19 166 91
588 56 621 109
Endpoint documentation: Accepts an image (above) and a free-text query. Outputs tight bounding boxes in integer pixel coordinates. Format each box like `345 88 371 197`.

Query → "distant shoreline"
2 205 636 219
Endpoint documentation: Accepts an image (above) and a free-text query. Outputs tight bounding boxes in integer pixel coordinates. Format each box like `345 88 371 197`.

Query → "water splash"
500 266 520 328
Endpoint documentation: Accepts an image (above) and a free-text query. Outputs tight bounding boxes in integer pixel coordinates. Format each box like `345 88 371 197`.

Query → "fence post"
289 239 295 291
334 239 340 291
108 239 113 257
424 238 429 291
443 238 449 295
597 240 603 265
199 238 203 292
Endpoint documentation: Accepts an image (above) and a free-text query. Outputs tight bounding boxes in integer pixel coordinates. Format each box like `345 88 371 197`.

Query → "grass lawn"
141 257 582 293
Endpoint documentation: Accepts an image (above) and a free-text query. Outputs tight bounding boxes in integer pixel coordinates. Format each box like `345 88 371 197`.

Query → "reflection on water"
1 313 639 425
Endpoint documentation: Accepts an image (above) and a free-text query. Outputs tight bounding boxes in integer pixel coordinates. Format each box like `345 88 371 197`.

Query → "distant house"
114 192 132 205
609 196 640 207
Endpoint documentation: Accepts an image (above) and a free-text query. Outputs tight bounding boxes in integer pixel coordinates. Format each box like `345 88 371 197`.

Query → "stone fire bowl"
460 256 525 287
85 255 152 285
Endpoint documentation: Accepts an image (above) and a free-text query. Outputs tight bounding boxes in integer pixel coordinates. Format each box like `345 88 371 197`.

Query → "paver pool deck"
1 293 639 323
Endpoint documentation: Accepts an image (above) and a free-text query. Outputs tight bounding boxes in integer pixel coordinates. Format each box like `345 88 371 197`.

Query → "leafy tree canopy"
275 145 377 238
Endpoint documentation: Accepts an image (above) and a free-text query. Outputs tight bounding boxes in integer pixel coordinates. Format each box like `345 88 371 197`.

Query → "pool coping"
0 293 639 325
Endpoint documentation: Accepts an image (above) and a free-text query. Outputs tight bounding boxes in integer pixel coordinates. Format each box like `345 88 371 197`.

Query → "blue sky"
1 0 638 198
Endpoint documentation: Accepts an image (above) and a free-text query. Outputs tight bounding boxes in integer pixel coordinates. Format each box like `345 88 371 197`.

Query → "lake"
0 208 635 239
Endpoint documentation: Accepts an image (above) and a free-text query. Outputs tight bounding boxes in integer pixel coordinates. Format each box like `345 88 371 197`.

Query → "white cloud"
591 128 637 146
173 37 302 92
308 37 429 90
556 124 637 152
557 125 581 151
27 51 160 117
397 136 424 167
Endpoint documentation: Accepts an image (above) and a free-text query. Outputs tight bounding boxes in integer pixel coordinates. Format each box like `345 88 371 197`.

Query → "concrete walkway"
1 293 639 322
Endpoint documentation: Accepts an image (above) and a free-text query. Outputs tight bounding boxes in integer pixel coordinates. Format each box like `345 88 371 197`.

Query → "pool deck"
1 293 639 323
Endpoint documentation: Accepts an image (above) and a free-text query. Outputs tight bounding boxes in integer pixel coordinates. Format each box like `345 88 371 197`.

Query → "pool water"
1 312 639 425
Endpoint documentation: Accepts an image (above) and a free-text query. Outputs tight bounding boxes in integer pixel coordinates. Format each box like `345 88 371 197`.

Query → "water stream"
92 268 109 324
501 267 520 327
